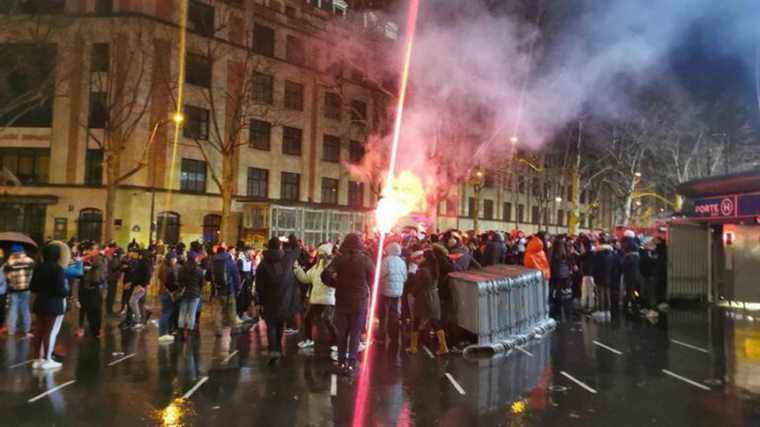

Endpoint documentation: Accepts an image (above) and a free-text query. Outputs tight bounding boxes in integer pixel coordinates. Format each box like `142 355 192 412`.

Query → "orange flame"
375 170 426 233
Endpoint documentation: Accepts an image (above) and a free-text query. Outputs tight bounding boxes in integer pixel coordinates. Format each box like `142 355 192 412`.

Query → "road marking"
662 369 711 391
28 380 76 403
515 346 533 357
107 353 136 366
182 376 209 399
422 345 435 359
8 359 35 368
560 371 598 394
670 339 710 354
330 374 337 396
445 373 466 395
222 350 239 364
593 340 623 356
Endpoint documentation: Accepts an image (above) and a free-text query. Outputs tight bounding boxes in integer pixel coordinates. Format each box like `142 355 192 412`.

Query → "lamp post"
468 166 485 234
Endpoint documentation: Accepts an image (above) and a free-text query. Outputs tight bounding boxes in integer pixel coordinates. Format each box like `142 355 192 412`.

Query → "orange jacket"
524 237 551 280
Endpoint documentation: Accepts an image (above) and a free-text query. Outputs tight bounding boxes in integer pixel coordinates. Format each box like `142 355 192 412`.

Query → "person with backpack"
256 237 296 364
211 245 241 339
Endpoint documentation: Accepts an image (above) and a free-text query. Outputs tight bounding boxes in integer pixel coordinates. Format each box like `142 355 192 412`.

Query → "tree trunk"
219 152 236 244
568 170 581 235
473 185 481 234
674 194 684 213
621 177 637 226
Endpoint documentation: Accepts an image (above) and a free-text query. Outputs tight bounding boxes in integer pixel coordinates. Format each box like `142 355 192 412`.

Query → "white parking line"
515 346 533 357
28 380 76 403
422 345 435 359
182 376 209 399
593 340 623 356
330 374 337 396
107 353 136 366
670 339 710 354
560 371 598 394
445 373 466 395
662 369 711 391
8 359 35 368
222 350 239 364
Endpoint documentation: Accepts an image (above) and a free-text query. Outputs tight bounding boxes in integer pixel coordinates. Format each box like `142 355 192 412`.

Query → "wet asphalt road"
1 302 759 427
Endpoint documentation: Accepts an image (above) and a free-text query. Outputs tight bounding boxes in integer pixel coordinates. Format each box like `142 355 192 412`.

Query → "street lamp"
172 113 185 124
468 166 486 234
555 196 562 203
634 172 642 178
510 136 519 144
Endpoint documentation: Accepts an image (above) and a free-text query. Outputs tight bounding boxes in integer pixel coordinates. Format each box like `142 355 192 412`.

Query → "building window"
324 92 341 120
94 0 113 15
284 80 304 110
517 204 525 223
183 105 209 140
252 23 275 57
156 212 180 245
349 141 364 164
503 202 512 222
468 197 476 218
77 208 103 242
446 195 457 216
588 215 594 229
88 92 108 129
247 167 268 198
579 214 586 228
350 100 367 123
91 43 109 72
0 44 55 127
180 158 206 193
251 72 273 104
249 119 271 150
321 177 338 204
281 172 300 201
532 178 541 197
282 126 302 156
348 181 363 208
557 209 565 226
84 149 103 186
483 199 494 219
286 35 305 66
517 176 526 194
323 135 340 163
0 148 50 185
203 214 221 243
186 53 212 88
531 206 540 224
188 0 215 36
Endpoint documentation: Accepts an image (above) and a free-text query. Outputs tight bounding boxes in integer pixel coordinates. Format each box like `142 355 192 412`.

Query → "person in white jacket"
294 243 337 358
377 242 407 348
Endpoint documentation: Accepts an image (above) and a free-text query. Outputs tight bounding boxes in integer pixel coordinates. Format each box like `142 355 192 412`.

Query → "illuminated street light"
634 172 642 178
510 136 519 144
172 113 185 124
636 201 642 206
555 196 562 203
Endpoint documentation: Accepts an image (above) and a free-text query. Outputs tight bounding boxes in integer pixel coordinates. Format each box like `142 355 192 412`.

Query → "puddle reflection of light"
158 398 193 427
510 400 527 414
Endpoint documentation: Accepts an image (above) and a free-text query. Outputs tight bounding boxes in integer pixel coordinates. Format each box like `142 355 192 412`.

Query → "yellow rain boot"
435 330 449 355
406 331 419 354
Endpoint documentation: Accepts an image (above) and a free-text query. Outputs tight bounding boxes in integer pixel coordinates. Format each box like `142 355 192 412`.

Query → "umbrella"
0 232 38 249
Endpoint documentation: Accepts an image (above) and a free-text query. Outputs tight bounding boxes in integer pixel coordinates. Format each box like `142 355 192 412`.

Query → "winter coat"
433 244 455 301
179 261 204 299
212 251 242 295
408 262 441 321
107 255 122 283
83 254 106 289
621 237 643 290
482 234 506 266
380 243 407 298
524 237 551 280
30 243 69 315
325 233 374 314
550 253 571 280
256 249 295 321
295 260 335 306
450 246 481 272
4 252 35 292
592 245 617 287
124 258 151 287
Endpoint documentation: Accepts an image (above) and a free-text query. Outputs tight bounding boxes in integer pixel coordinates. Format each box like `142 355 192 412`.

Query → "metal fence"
449 265 556 357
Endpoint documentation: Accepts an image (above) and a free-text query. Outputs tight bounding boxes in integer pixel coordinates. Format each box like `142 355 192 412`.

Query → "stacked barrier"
448 265 556 357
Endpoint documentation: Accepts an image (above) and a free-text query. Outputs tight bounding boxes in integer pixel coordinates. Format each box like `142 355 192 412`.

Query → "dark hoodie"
482 233 506 266
621 237 643 291
30 243 68 315
256 238 295 322
327 233 374 313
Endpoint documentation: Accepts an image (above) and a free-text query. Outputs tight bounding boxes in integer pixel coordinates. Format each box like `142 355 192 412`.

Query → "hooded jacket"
592 244 617 287
524 237 551 280
327 233 374 313
256 248 295 321
30 243 69 315
179 258 204 299
380 242 407 298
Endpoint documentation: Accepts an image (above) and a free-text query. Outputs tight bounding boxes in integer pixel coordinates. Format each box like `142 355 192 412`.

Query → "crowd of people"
0 226 667 375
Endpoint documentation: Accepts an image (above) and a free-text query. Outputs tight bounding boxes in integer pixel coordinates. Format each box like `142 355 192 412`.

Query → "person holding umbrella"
4 243 35 338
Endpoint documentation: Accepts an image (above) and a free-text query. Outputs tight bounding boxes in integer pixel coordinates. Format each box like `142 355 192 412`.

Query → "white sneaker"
41 359 62 370
32 359 45 369
605 311 612 321
132 323 145 330
297 339 314 349
330 345 338 352
284 328 299 335
158 334 175 344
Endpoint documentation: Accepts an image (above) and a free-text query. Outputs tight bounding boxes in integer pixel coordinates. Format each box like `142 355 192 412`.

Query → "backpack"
212 256 229 295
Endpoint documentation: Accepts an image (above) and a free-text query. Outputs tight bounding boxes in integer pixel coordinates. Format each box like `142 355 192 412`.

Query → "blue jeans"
335 305 367 367
179 298 200 330
158 294 176 336
7 291 31 334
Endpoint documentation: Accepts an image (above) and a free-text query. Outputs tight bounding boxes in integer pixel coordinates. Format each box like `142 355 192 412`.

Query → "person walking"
377 242 407 348
177 256 203 340
4 244 35 338
321 233 374 375
124 249 152 329
211 245 241 339
158 253 180 344
294 243 337 358
256 237 295 364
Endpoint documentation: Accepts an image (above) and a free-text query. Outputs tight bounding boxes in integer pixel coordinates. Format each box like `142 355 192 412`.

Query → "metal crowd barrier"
448 265 556 357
